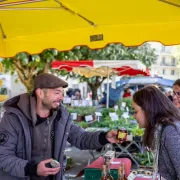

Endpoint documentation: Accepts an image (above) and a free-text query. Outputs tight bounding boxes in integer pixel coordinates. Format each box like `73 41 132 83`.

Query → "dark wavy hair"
133 86 180 148
174 79 180 86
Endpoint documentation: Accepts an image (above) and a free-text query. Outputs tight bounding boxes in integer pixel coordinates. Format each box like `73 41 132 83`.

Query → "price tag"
109 113 118 121
114 105 118 111
122 112 129 119
111 162 121 165
121 102 126 107
95 112 102 116
74 100 79 106
126 107 129 112
127 173 136 180
85 115 93 122
71 113 77 120
82 100 88 106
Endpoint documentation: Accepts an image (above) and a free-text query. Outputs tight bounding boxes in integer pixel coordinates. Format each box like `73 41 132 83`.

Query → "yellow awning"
0 0 180 57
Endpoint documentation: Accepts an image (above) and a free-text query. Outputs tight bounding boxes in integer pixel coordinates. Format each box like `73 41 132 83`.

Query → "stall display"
84 157 131 180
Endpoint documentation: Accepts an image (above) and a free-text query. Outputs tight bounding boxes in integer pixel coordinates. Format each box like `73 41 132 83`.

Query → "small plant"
66 157 74 170
118 98 133 113
134 152 153 166
130 126 144 136
76 121 88 129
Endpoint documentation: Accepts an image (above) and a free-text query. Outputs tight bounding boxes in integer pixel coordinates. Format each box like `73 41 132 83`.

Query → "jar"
116 127 128 141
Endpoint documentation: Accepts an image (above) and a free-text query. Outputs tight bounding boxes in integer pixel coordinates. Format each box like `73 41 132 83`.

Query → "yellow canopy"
0 0 180 57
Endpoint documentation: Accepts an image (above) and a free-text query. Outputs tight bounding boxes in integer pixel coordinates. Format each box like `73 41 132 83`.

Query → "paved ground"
64 145 97 180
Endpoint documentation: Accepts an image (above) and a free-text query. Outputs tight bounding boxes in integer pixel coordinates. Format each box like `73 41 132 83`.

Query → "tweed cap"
33 73 68 90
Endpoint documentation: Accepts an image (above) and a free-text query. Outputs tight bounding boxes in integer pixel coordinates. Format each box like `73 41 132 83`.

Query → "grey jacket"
159 122 180 180
0 93 103 180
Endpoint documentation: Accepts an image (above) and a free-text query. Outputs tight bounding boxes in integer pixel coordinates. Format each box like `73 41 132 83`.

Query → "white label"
126 107 129 112
82 100 88 106
122 112 129 119
85 115 93 122
111 162 121 164
71 113 77 120
127 173 136 180
74 100 79 106
111 115 118 121
109 113 118 121
95 112 102 116
121 102 126 107
63 97 71 104
109 112 117 117
114 105 118 111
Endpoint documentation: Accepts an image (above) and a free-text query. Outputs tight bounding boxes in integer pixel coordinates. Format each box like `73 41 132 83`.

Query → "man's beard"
42 100 61 111
53 104 61 111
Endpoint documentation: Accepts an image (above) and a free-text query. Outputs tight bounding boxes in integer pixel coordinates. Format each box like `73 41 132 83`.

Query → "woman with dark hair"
132 86 180 180
173 79 180 108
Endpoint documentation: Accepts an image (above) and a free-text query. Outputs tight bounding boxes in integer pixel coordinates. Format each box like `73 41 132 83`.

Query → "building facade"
150 43 180 80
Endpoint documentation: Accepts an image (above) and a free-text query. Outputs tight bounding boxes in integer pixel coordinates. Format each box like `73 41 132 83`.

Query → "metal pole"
106 69 109 108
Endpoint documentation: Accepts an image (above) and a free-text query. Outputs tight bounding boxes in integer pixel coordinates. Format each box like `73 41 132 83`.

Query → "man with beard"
0 73 120 180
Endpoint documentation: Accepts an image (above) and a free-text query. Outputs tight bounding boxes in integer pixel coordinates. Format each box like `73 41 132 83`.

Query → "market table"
84 156 131 180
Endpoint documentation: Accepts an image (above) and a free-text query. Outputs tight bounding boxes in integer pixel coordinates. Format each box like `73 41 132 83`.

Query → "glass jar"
116 127 128 141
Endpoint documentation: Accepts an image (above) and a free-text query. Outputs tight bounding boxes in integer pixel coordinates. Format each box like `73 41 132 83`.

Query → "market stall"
52 60 149 108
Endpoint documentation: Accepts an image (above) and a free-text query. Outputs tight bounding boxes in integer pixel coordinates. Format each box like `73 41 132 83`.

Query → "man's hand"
106 130 123 144
37 159 60 176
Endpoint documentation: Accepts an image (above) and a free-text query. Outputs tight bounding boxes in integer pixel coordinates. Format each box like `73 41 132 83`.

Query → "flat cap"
33 73 68 90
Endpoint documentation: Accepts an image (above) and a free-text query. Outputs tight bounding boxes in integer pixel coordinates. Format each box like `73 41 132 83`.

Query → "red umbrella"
52 60 150 107
52 60 150 76
115 66 150 76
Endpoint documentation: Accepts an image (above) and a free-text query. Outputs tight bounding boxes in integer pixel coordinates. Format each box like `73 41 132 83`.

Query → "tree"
1 43 157 99
57 43 157 100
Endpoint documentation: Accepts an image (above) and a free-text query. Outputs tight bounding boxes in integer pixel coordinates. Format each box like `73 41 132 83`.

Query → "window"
162 69 165 74
171 70 175 75
162 57 166 65
171 57 176 66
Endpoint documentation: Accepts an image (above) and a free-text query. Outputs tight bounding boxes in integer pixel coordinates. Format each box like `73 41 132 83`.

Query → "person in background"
0 73 121 180
132 86 180 180
71 88 82 100
122 88 132 98
99 92 116 107
173 79 180 108
165 91 173 102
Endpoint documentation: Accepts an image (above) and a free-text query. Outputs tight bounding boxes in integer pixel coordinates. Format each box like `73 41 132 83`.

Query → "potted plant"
131 126 144 142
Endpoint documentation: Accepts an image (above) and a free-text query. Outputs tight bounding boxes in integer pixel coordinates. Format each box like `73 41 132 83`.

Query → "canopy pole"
106 69 109 108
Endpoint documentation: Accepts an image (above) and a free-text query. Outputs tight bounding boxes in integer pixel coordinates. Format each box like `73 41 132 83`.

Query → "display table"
84 157 131 180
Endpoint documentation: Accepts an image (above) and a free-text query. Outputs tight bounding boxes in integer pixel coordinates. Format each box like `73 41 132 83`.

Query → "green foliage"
118 98 133 113
131 126 144 136
75 121 89 129
66 157 74 169
1 43 156 94
134 152 153 166
101 108 115 119
67 106 96 116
